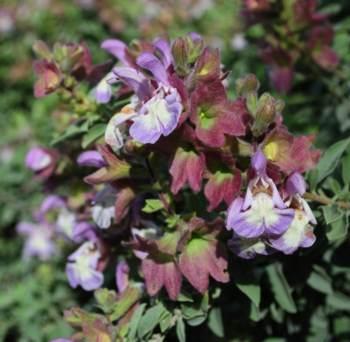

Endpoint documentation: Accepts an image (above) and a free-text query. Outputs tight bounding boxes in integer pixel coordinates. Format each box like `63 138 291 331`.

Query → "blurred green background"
1 0 350 340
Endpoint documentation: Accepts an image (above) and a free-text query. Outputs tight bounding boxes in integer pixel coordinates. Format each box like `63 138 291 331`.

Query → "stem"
304 192 350 210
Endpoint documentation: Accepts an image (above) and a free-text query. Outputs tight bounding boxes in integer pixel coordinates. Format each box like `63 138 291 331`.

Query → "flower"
269 172 316 254
109 71 183 144
94 72 115 103
77 150 106 168
17 222 56 261
25 147 52 172
66 241 104 291
226 150 294 238
91 186 117 229
25 146 57 179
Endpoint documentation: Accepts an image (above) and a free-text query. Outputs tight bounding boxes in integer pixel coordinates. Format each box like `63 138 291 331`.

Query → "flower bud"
235 74 260 97
251 93 277 136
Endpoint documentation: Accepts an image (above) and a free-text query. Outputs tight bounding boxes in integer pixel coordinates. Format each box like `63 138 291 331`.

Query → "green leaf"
326 216 348 242
342 153 350 184
321 205 343 225
267 263 297 314
51 121 89 145
137 303 166 338
142 199 165 213
316 137 350 184
307 265 333 295
327 292 350 311
127 303 146 341
208 307 224 338
81 123 106 148
176 316 186 342
235 274 261 309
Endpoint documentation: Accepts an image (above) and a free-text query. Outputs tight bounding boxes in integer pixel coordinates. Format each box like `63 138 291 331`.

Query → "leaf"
327 292 350 311
326 216 348 242
127 303 146 341
142 199 165 213
81 123 106 148
51 121 89 145
321 205 343 225
208 307 224 338
316 137 350 184
307 265 333 295
342 153 350 184
267 263 297 314
176 316 186 342
235 274 261 309
137 303 166 339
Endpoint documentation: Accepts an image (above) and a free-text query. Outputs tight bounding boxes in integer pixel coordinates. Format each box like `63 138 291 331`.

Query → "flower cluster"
243 0 339 93
26 33 321 339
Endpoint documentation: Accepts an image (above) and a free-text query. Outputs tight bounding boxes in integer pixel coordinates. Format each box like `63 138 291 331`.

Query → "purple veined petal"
299 197 317 225
286 172 306 196
152 98 180 137
228 235 269 259
231 211 265 238
251 149 267 175
226 197 244 230
77 150 106 168
129 112 162 144
16 222 35 235
153 38 172 68
25 147 51 171
80 269 104 291
269 209 313 254
101 39 129 65
264 207 295 236
113 66 151 100
116 260 129 293
136 52 169 85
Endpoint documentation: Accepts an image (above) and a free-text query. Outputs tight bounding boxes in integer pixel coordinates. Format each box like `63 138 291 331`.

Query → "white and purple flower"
66 241 104 291
226 150 294 238
227 153 317 259
97 38 183 145
269 172 316 254
17 222 57 261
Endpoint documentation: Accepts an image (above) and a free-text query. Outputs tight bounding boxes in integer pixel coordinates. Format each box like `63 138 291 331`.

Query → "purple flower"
77 150 106 168
269 172 316 254
25 147 52 171
94 72 115 104
17 222 56 261
66 241 104 291
268 209 316 254
226 150 294 238
116 260 129 293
